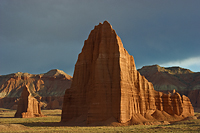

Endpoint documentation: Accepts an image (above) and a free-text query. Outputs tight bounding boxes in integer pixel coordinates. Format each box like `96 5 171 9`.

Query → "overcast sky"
0 0 200 76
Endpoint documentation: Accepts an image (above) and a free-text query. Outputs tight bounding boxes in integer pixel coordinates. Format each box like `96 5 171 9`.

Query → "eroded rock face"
0 69 72 109
14 85 43 118
138 65 200 108
61 21 194 125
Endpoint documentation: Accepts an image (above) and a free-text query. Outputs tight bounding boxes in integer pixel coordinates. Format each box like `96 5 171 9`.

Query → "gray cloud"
1 0 200 75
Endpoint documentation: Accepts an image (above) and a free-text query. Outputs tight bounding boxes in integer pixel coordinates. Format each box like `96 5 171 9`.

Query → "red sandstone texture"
14 85 43 118
138 65 200 108
0 69 72 109
61 21 194 126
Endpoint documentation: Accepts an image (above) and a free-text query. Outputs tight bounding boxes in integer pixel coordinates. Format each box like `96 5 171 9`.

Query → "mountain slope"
0 69 72 109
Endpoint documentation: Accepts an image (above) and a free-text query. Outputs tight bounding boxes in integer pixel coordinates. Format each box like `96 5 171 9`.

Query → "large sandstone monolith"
14 85 43 118
61 21 194 125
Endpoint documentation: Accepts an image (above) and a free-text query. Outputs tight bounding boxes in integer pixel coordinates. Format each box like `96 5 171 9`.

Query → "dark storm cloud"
1 0 200 75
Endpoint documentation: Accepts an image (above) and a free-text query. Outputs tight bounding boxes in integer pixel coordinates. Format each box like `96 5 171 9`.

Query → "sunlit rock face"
61 21 194 125
14 85 43 118
0 69 72 109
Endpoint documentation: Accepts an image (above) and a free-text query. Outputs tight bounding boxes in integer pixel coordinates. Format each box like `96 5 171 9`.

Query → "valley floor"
0 108 200 133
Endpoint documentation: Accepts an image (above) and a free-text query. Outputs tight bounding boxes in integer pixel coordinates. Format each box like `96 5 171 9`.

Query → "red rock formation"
188 90 200 108
61 21 194 125
138 65 200 109
14 85 43 118
0 69 72 109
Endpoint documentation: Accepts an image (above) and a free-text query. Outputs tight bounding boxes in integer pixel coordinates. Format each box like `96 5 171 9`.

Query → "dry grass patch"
0 109 200 132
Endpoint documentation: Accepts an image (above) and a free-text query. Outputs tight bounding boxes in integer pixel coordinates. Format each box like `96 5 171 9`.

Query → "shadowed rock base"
61 21 194 126
14 85 44 118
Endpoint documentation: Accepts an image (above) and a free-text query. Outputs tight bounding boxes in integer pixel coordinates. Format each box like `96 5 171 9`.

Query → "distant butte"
61 21 194 126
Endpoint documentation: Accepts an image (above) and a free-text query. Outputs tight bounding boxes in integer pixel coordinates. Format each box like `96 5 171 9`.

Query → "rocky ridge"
0 69 72 109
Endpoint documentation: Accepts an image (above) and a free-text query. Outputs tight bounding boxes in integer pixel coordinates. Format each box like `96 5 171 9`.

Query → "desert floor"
0 108 200 133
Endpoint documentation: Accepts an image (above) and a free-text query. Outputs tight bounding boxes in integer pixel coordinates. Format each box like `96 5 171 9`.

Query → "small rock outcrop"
14 85 43 118
61 21 194 125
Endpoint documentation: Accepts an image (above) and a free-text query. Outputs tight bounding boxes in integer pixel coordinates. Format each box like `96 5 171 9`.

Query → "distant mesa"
138 64 200 109
14 85 44 118
138 64 194 75
61 21 194 126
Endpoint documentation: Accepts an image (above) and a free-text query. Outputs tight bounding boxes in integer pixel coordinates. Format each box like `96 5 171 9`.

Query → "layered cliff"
138 65 200 108
61 21 194 126
0 69 72 109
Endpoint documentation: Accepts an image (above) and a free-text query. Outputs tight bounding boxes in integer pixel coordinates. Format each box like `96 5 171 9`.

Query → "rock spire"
14 85 43 118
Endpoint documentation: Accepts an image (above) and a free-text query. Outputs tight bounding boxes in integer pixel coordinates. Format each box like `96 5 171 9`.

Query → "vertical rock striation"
14 85 43 118
61 21 194 125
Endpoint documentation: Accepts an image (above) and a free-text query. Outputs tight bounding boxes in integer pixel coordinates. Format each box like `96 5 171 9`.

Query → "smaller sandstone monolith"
14 85 43 118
